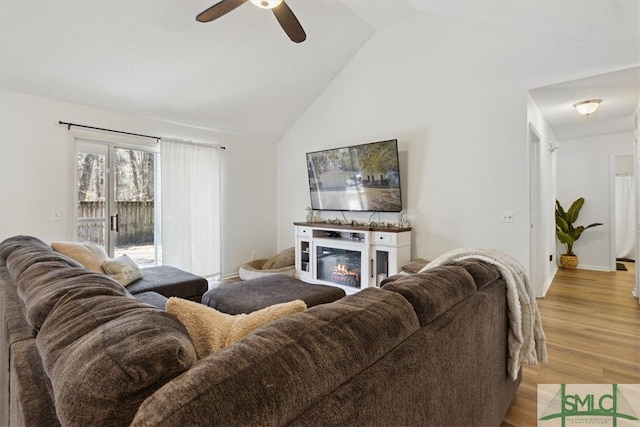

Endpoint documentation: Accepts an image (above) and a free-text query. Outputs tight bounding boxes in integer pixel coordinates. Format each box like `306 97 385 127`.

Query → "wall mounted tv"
306 139 403 212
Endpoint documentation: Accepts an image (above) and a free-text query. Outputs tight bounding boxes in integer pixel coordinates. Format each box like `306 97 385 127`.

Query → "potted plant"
555 197 603 269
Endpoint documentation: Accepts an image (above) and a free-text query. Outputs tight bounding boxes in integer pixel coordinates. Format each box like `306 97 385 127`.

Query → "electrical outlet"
251 252 257 260
500 211 514 223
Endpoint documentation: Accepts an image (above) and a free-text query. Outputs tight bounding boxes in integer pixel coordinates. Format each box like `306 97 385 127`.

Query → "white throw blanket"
419 248 548 380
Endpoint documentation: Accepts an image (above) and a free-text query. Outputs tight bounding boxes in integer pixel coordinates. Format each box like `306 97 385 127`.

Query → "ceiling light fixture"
250 0 283 9
572 99 602 116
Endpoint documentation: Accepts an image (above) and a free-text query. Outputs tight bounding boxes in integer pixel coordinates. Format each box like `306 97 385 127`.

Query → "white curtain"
161 138 222 277
615 174 635 260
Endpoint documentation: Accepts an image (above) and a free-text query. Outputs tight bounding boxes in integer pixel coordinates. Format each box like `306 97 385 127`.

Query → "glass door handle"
110 214 119 232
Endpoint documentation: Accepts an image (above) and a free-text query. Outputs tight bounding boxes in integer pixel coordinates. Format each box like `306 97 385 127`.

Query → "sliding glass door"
75 139 160 266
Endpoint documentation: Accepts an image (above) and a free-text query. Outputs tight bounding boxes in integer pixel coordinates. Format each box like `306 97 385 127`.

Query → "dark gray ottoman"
127 265 208 302
201 274 345 314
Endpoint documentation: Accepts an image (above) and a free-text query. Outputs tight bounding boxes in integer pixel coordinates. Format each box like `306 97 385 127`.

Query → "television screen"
306 139 402 212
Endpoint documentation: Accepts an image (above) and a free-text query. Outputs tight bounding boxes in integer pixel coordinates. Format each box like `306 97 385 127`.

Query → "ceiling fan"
197 0 306 43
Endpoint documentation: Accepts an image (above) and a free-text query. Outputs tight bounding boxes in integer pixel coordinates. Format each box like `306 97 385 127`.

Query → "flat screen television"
306 139 402 212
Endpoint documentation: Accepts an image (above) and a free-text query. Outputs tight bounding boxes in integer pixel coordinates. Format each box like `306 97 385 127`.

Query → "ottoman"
201 274 345 314
127 265 209 302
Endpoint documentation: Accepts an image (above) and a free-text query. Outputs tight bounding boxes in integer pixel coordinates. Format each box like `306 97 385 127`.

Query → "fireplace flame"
332 264 359 282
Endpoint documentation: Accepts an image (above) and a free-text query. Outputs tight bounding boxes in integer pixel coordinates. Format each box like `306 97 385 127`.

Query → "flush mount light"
572 99 602 116
250 0 283 9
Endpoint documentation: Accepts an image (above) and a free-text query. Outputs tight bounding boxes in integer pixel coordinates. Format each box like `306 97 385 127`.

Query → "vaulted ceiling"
1 0 638 140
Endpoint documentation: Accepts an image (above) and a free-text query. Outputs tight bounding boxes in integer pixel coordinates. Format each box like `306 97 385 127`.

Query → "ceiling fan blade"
272 1 306 43
197 0 248 22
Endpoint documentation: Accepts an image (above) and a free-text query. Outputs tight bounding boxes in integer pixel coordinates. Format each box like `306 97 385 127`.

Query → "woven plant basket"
560 254 578 269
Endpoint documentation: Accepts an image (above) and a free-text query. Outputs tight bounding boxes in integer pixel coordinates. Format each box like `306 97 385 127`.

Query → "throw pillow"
261 247 295 270
102 254 143 286
166 297 306 359
51 241 109 273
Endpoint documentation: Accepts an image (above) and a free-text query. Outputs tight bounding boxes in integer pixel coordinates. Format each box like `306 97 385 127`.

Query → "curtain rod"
59 121 160 141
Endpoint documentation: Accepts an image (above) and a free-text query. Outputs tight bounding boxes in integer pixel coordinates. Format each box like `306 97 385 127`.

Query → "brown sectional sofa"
0 235 521 426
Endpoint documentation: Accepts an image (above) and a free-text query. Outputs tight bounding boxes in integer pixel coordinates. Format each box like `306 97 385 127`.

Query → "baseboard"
218 272 240 280
576 264 611 272
540 265 557 298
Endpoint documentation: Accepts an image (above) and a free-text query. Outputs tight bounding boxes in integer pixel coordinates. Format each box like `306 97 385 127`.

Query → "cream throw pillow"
51 241 109 273
102 254 143 286
166 297 306 359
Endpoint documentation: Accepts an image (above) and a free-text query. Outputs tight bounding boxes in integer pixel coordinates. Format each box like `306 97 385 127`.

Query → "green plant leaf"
556 216 569 233
556 230 573 244
567 197 584 223
584 222 603 229
555 200 566 217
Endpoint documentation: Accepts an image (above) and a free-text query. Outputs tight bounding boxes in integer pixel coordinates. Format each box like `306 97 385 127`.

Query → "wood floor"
501 262 639 426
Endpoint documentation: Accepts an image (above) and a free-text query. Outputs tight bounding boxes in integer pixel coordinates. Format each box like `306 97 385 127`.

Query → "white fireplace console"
294 222 411 294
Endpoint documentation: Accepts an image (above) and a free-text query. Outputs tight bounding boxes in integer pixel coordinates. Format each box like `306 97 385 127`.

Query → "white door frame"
528 124 543 297
609 155 617 272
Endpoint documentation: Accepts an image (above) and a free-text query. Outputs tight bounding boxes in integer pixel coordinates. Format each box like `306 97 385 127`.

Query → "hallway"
503 262 639 426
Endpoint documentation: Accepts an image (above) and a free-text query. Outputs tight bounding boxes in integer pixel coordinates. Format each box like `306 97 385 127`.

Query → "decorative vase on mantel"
305 207 314 223
559 254 578 270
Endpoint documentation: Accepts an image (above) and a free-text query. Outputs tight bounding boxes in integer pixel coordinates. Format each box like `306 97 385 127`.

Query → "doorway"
75 139 160 266
613 155 636 267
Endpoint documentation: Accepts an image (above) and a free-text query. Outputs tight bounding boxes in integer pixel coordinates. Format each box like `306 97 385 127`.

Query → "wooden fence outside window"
78 201 154 246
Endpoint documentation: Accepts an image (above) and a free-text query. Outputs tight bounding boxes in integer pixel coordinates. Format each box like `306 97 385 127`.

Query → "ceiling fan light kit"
572 99 602 116
197 0 306 43
250 0 283 9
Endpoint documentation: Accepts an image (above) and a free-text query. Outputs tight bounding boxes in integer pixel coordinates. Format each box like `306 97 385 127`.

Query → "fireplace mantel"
293 223 411 293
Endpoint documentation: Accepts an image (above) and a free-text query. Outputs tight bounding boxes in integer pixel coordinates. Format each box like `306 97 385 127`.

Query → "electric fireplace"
317 246 362 288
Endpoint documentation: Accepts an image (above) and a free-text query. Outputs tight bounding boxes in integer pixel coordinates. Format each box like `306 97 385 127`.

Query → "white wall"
276 13 636 276
556 132 634 270
0 89 278 276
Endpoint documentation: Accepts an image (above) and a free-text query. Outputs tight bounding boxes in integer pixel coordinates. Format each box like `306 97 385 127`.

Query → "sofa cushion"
1 235 72 269
51 240 109 273
102 254 143 286
37 289 196 427
3 238 126 330
167 297 306 359
134 291 169 309
1 237 83 284
20 266 127 330
0 267 37 345
9 339 60 427
447 259 502 289
382 265 477 326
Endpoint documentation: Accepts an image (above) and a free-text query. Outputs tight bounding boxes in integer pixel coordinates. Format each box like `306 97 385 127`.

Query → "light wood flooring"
502 262 639 426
